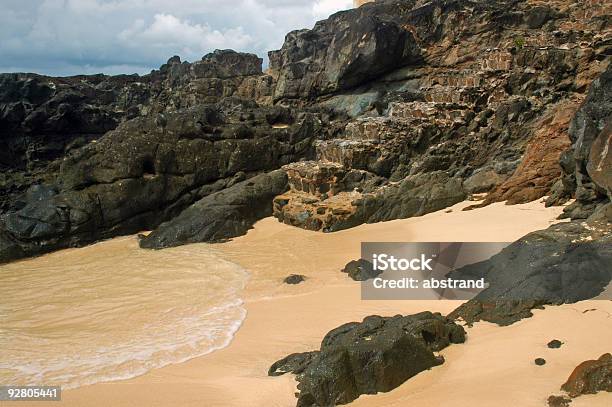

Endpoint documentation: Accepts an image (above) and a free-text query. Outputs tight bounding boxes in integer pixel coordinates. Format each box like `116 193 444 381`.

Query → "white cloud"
0 0 354 76
313 0 353 20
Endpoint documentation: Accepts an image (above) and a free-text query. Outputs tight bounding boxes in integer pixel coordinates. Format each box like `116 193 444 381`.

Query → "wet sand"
5 200 611 407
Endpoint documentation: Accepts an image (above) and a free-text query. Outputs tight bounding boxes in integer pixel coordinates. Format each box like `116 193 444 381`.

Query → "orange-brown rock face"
470 100 578 207
561 353 612 398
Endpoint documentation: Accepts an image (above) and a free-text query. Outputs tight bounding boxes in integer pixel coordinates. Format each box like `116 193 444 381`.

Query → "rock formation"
269 312 465 406
548 353 612 405
449 62 612 326
561 353 612 397
1 0 611 264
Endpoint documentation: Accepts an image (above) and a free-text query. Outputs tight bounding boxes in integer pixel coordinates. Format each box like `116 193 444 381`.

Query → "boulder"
140 170 288 248
269 312 465 406
449 219 612 326
284 274 307 284
341 259 379 281
561 353 612 397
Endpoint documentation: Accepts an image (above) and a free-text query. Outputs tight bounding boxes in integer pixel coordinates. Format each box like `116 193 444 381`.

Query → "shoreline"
5 200 611 407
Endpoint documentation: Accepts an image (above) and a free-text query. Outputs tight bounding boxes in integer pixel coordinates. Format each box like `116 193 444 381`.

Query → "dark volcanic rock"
449 219 612 326
2 0 611 263
269 312 465 406
548 339 564 349
549 64 612 219
140 170 288 249
0 100 325 264
561 353 612 397
327 171 466 232
536 358 547 366
269 1 422 100
341 259 379 281
547 395 572 407
0 50 271 213
284 274 307 284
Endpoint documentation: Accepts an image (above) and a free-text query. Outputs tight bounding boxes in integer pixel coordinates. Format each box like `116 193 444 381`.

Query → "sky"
1 0 354 76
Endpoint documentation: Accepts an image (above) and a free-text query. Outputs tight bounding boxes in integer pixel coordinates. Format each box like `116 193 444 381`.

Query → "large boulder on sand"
269 312 465 406
561 353 612 398
449 219 612 326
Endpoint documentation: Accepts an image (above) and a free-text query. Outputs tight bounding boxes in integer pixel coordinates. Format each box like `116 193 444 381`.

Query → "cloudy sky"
1 0 354 76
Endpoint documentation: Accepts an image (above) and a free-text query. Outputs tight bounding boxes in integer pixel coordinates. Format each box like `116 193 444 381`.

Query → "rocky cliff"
1 0 610 264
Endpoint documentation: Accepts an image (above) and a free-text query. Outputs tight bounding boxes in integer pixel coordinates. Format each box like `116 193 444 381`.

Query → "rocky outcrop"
449 56 611 326
469 101 576 207
0 50 272 213
561 353 612 397
548 63 612 218
0 101 328 263
547 353 612 406
269 312 465 406
449 218 612 326
140 170 288 249
1 0 611 261
269 2 422 101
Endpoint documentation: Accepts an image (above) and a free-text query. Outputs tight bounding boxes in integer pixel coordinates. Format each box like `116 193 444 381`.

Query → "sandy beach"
5 200 611 407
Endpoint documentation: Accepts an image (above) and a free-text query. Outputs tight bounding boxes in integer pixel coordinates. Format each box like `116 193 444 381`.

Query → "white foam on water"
0 236 250 389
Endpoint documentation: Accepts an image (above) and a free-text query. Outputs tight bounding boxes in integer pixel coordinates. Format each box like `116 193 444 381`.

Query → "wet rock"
341 259 380 281
284 274 307 285
270 312 465 406
536 358 547 366
548 339 564 349
140 170 288 249
561 353 612 397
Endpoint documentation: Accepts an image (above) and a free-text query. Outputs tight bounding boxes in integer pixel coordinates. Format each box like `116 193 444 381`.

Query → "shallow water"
0 236 248 389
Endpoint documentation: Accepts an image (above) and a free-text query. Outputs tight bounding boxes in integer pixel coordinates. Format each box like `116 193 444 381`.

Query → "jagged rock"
269 1 422 100
2 0 611 263
551 64 612 218
463 169 508 194
341 259 380 281
139 170 288 249
284 274 307 284
473 101 575 206
449 219 612 326
269 312 465 406
561 353 612 397
0 50 271 213
0 101 325 263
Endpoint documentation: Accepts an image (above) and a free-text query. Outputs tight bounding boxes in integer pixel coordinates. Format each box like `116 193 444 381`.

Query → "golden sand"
4 200 611 407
